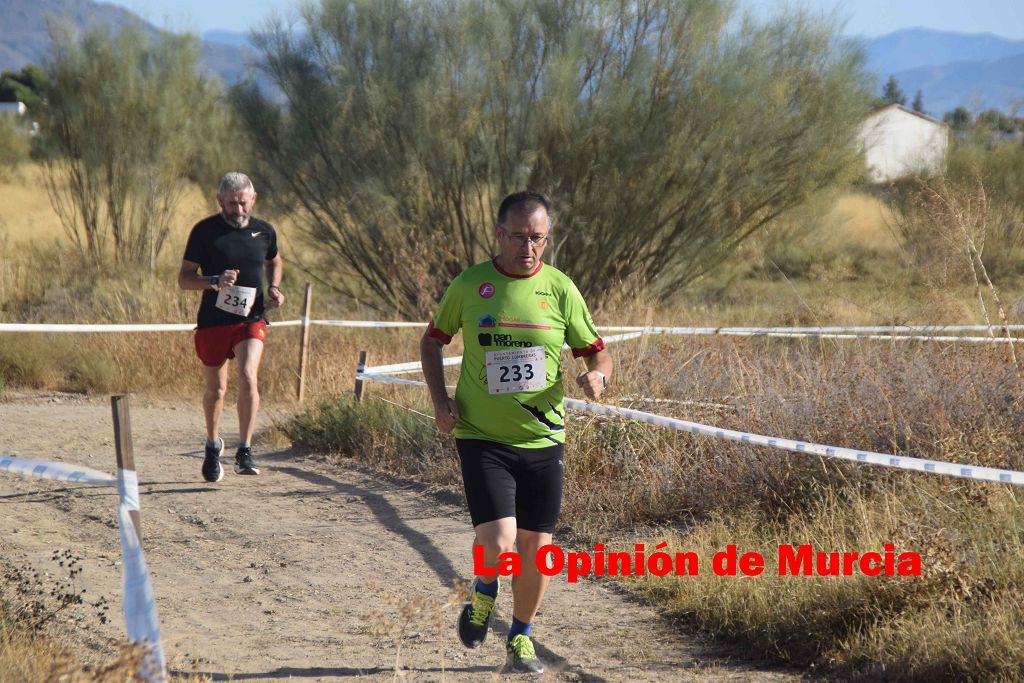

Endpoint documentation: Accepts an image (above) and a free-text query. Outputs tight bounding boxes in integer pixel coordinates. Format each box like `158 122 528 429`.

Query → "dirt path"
0 392 802 681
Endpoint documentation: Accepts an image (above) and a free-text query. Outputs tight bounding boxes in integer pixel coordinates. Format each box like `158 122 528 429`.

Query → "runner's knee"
205 383 227 401
515 531 552 556
238 366 259 391
476 524 517 555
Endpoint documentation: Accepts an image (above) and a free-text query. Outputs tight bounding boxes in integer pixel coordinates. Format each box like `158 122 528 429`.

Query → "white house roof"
863 103 947 128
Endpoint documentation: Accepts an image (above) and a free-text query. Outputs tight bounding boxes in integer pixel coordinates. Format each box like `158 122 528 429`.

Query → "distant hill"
887 52 1024 118
863 28 1024 116
0 0 262 89
863 28 1024 74
202 30 254 49
0 0 147 72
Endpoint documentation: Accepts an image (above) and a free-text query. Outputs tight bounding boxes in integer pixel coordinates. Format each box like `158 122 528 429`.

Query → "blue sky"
748 0 1024 39
105 0 1024 40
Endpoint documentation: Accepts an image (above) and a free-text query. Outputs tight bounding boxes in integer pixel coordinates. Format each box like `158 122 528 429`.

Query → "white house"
857 104 949 183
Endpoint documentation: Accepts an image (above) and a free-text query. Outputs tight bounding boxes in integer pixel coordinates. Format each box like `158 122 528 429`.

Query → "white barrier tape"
357 373 441 387
312 320 425 328
601 325 1024 334
364 356 464 375
0 323 196 332
563 399 1024 486
363 332 642 376
0 321 308 332
598 326 1024 344
0 319 417 332
118 469 140 512
0 455 117 485
0 454 166 680
599 331 645 344
782 325 1024 333
715 331 1022 344
117 504 166 683
354 374 1024 486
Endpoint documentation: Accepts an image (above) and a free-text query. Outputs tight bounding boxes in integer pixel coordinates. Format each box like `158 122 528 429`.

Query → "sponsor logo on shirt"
490 333 535 348
535 290 552 297
538 300 549 311
250 231 261 238
479 314 497 328
478 333 492 347
479 283 495 298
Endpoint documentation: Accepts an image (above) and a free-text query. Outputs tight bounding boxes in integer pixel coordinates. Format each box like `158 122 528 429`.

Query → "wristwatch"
209 275 220 290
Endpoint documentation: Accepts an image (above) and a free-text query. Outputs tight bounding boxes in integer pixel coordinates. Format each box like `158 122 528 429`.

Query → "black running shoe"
457 580 496 648
505 635 545 675
202 438 224 483
234 445 260 475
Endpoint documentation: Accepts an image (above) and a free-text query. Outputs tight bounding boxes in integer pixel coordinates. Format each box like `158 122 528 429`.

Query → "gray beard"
222 212 250 229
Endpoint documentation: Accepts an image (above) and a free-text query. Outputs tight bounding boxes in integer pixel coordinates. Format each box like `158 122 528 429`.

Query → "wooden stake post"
354 351 368 402
296 283 313 402
111 395 142 544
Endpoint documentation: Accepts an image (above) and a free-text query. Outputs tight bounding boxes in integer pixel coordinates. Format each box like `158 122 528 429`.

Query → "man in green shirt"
421 191 612 674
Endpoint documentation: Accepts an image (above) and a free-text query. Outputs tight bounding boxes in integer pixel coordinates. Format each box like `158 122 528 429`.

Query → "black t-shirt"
183 214 279 329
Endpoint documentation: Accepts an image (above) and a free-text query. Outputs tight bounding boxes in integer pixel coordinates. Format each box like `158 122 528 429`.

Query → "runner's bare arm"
576 348 612 401
420 332 460 433
265 254 284 307
178 260 238 291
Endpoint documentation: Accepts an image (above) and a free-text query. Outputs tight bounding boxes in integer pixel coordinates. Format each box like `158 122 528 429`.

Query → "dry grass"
826 192 901 254
627 483 1024 679
0 164 65 245
563 335 1024 525
0 553 211 682
0 163 214 250
370 581 467 675
0 628 144 683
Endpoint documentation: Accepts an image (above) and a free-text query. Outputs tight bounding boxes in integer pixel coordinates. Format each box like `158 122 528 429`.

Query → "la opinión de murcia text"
474 543 922 582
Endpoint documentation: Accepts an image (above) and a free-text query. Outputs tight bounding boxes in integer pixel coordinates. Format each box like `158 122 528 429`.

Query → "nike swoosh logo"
250 231 260 238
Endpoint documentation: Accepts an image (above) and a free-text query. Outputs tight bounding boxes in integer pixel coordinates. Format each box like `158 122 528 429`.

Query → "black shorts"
456 438 564 533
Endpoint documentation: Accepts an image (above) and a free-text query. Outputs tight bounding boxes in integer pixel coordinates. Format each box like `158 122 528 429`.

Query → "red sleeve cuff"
425 320 453 345
572 337 605 358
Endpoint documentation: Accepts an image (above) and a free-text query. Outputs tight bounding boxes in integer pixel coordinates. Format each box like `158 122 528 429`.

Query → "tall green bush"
237 0 870 316
38 23 230 269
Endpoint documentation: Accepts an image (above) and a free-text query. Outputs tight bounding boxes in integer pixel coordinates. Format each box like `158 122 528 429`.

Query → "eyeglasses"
500 228 549 247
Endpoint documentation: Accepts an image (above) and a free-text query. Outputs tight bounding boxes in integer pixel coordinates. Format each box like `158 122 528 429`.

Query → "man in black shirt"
178 172 284 482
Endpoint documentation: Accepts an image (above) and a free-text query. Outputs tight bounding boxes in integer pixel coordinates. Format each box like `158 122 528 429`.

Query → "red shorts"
194 320 267 367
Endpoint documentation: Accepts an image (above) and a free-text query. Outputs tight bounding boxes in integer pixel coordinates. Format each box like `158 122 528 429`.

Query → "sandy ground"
0 391 804 682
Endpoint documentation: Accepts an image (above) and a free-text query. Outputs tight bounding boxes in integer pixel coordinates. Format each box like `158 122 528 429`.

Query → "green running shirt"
427 259 604 448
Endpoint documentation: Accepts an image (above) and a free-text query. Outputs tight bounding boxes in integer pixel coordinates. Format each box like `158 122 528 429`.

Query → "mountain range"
863 28 1024 117
1 1 1022 116
0 0 263 89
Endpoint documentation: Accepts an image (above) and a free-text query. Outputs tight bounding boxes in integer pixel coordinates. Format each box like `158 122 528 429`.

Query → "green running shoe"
457 580 497 648
505 634 544 675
